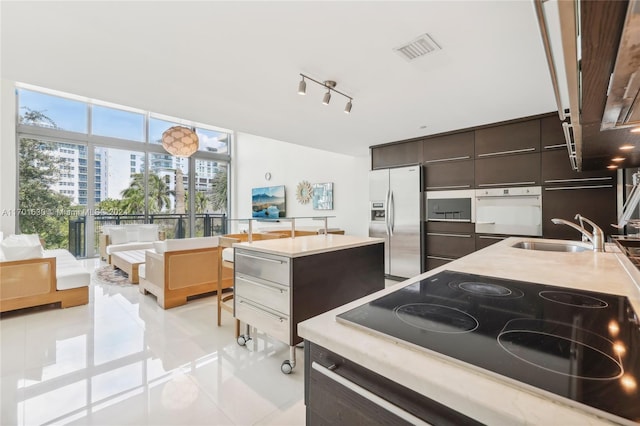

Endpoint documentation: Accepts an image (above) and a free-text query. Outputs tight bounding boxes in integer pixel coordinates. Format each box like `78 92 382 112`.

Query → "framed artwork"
312 182 333 210
252 185 286 218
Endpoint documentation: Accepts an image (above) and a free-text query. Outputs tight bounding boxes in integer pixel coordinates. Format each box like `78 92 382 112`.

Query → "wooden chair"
217 232 287 337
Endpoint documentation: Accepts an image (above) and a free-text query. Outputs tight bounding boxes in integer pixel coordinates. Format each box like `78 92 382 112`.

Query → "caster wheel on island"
237 335 248 346
281 360 293 374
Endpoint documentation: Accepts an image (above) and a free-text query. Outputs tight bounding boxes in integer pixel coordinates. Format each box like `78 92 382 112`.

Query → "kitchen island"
232 234 385 373
299 237 640 425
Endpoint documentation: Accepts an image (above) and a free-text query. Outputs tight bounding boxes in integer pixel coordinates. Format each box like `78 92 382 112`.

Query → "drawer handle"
236 252 285 264
237 275 287 293
426 255 456 261
543 144 567 149
544 177 612 183
427 219 471 223
238 299 286 322
424 155 470 163
478 181 536 187
544 185 613 191
425 185 472 190
311 362 431 426
478 147 536 157
478 235 506 240
426 232 472 238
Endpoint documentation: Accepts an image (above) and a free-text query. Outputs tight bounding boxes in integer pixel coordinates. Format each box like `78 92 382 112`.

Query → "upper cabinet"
474 120 541 158
371 140 422 169
423 132 474 163
540 115 566 150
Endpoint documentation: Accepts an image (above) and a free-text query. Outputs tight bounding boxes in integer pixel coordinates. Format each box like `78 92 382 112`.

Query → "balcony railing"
69 213 227 257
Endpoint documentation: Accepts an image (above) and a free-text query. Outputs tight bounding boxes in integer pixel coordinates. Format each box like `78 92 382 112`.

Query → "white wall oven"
425 190 475 223
475 186 542 236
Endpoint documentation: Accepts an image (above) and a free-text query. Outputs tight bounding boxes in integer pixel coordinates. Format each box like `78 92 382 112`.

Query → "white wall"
1 79 17 236
233 132 370 236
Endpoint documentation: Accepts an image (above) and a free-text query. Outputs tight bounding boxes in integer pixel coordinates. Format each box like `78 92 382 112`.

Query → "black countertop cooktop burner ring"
448 280 524 299
394 303 479 334
539 290 609 308
497 318 624 380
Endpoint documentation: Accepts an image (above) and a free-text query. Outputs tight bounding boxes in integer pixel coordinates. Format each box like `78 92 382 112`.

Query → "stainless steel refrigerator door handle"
385 188 391 236
389 191 395 236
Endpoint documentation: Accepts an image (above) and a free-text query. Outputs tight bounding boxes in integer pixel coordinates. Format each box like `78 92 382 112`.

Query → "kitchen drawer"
426 231 475 258
475 234 509 250
235 296 290 343
475 152 541 187
235 273 289 315
425 255 454 271
234 249 290 286
541 148 615 184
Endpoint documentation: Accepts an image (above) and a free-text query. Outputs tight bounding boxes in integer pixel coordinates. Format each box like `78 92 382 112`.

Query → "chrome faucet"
551 215 605 252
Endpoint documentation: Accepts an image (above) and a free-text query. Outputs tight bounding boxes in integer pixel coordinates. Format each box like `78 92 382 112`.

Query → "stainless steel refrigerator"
368 165 422 278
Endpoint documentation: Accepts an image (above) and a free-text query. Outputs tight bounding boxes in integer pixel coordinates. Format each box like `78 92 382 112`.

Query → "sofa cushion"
42 249 90 290
138 225 158 242
110 228 128 245
1 234 43 261
163 236 220 252
106 242 155 255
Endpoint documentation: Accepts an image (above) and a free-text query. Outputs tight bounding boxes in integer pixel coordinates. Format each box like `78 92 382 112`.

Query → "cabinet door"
425 255 454 271
541 115 566 150
542 149 616 185
426 232 475 258
475 152 541 187
475 120 541 157
423 132 474 162
542 184 617 239
371 141 422 169
424 160 474 190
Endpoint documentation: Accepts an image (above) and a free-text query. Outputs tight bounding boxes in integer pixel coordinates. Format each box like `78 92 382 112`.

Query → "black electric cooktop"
337 270 640 424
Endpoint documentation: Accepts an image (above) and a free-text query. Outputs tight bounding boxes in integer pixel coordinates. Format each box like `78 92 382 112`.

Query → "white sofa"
0 234 90 313
138 236 224 309
99 224 159 263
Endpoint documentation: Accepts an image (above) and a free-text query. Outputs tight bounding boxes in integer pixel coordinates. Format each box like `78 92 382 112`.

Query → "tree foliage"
18 109 73 249
209 169 228 213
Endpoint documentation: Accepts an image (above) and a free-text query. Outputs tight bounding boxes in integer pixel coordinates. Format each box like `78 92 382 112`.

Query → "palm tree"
120 173 170 213
209 169 227 213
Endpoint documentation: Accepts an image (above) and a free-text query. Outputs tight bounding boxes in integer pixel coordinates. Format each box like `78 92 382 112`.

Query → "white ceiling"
1 1 557 157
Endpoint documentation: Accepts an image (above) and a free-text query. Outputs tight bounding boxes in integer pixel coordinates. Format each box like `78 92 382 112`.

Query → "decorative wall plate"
296 180 313 204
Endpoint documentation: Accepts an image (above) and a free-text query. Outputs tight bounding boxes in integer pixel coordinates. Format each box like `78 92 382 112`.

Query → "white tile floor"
1 258 306 426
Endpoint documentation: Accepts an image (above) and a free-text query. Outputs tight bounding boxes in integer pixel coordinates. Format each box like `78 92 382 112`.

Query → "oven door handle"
476 221 496 225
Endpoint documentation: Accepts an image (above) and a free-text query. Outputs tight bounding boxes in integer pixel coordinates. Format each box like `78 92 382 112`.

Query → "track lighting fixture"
297 73 354 114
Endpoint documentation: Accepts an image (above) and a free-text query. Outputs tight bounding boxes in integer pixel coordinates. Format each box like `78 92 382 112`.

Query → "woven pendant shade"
162 126 199 157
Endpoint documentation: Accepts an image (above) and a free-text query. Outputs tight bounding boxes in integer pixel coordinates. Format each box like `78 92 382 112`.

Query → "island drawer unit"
233 238 385 374
234 249 291 344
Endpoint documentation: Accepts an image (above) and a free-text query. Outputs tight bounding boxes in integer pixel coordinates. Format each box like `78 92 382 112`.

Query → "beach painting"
252 185 286 218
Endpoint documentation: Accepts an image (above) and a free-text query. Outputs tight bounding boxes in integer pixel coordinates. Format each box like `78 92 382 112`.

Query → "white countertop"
298 237 640 425
233 234 384 258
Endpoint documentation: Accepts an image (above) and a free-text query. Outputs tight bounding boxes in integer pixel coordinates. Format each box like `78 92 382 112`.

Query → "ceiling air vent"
394 33 441 61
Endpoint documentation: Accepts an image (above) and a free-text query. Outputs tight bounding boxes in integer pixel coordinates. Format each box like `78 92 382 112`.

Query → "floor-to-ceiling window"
16 84 232 257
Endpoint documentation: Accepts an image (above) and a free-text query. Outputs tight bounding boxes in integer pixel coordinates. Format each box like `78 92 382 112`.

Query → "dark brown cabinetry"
371 140 422 170
475 120 541 157
424 160 474 190
475 234 509 250
423 132 475 190
540 115 566 150
475 152 541 187
305 342 481 425
542 149 616 185
425 222 475 270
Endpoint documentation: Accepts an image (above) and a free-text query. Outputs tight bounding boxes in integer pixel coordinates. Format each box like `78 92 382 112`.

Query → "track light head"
298 77 306 95
344 99 352 114
322 91 331 105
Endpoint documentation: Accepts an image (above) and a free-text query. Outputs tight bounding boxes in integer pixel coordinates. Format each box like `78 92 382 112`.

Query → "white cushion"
222 247 234 263
138 225 158 242
164 236 219 252
153 241 167 254
43 249 90 290
0 246 5 262
110 228 128 245
1 234 43 261
106 242 154 255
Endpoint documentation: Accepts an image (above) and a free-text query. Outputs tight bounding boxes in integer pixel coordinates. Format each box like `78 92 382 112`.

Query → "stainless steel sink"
511 241 589 252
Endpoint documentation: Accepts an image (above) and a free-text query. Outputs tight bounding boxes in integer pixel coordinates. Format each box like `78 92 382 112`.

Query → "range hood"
602 0 640 130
